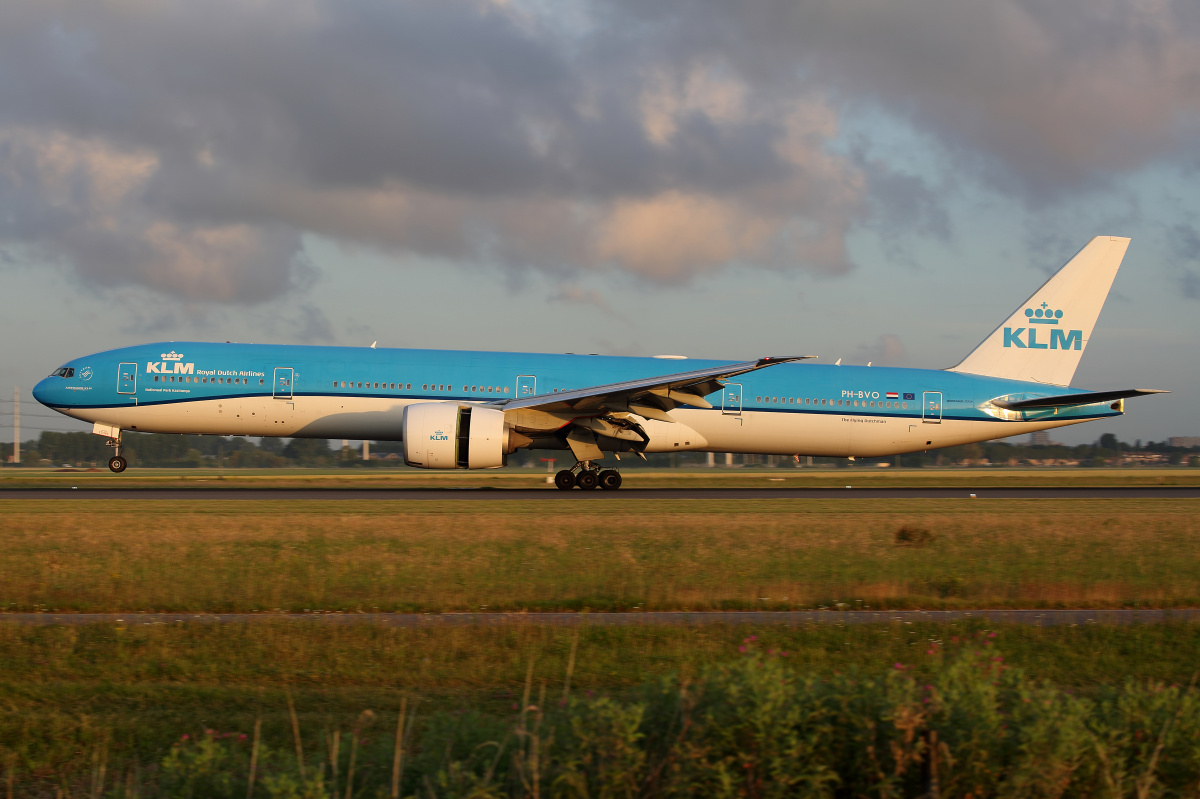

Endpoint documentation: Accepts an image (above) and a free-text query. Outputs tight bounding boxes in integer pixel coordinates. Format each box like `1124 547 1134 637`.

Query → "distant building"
1029 431 1058 446
1169 437 1200 448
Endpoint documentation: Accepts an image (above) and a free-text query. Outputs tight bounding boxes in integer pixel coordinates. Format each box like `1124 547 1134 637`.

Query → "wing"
992 388 1168 410
492 355 815 421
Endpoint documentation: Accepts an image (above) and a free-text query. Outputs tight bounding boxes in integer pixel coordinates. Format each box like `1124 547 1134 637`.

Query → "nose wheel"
108 455 127 473
553 463 624 491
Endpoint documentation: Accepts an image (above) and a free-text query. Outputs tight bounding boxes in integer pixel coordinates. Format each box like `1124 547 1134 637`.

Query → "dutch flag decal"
886 392 899 399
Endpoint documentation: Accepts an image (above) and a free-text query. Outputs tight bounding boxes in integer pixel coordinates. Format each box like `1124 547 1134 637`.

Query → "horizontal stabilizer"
992 388 1168 410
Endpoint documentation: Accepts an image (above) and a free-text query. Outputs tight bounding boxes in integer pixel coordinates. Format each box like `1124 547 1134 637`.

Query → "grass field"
1 497 1198 612
5 620 1200 792
4 482 1200 794
0 465 1197 490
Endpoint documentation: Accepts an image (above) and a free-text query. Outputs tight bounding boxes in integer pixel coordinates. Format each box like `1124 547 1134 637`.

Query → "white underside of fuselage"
53 394 1089 459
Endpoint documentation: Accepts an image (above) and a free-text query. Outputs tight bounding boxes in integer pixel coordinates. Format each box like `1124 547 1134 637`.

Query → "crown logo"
1023 302 1062 325
161 351 185 361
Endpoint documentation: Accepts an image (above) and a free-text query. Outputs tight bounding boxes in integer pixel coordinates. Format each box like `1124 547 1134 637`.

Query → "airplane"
32 236 1167 489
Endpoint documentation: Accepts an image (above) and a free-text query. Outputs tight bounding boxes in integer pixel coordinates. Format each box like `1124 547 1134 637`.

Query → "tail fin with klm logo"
948 236 1130 387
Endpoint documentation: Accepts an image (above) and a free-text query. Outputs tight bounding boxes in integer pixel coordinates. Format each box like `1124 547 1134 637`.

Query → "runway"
2 609 1198 626
2 486 1199 500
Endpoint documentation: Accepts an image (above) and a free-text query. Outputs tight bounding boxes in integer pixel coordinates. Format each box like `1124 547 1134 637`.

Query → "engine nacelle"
402 402 507 469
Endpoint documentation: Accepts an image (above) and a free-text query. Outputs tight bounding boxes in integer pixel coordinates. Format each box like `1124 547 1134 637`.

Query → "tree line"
1 430 1197 468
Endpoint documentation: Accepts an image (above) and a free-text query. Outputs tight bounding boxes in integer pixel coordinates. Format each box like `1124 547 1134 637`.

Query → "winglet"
755 355 817 368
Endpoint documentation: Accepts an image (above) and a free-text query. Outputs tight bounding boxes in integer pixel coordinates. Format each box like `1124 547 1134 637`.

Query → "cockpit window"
50 367 75 378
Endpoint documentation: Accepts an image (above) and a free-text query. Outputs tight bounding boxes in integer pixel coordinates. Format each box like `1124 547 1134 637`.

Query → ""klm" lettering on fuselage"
146 361 195 374
1003 328 1082 350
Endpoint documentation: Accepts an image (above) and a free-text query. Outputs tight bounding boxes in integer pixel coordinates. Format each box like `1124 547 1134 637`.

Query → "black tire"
576 470 599 490
598 470 623 490
554 469 577 490
108 455 127 473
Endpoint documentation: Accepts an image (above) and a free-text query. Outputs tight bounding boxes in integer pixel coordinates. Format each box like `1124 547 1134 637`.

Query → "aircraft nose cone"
32 377 54 407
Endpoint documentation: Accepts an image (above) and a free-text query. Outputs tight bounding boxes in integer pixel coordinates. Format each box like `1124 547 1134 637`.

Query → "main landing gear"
554 462 623 491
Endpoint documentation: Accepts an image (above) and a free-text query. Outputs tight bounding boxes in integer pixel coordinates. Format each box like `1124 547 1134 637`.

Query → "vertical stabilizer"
948 236 1129 386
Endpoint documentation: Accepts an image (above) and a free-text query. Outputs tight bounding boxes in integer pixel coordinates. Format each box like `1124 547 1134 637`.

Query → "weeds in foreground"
9 634 1200 797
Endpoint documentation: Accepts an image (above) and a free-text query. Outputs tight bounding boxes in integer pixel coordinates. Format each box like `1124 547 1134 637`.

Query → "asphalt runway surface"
2 609 1198 626
2 486 1199 500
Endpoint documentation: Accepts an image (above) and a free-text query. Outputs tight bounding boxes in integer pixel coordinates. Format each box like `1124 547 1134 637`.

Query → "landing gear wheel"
576 470 599 490
554 469 577 490
598 470 622 491
108 455 127 473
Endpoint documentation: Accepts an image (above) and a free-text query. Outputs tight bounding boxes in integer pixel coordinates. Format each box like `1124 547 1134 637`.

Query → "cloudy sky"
2 0 1198 444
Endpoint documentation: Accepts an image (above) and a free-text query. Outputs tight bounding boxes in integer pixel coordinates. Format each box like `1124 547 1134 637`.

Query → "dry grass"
2 498 1199 611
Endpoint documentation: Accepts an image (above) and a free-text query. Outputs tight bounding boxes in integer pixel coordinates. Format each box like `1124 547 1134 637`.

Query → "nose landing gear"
552 462 624 491
101 427 127 473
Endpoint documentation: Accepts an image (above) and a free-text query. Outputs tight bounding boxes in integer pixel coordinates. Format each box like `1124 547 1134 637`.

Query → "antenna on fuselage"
370 341 377 349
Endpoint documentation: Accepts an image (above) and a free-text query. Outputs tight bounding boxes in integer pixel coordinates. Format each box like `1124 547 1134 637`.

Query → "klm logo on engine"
1003 304 1082 350
146 351 195 374
430 429 449 441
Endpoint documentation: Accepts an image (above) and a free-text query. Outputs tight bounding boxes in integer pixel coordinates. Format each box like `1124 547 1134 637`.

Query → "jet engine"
402 402 508 469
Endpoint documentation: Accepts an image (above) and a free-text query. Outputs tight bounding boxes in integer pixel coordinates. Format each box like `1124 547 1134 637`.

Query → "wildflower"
239 734 247 741
894 663 905 670
181 734 189 741
780 651 789 657
738 645 747 653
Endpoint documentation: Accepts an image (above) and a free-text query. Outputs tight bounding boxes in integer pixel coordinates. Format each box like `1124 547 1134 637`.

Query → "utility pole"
12 387 18 465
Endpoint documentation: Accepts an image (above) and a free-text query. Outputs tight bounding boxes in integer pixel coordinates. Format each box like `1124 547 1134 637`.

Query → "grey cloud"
549 285 617 317
854 334 909 367
1168 223 1200 262
609 0 1200 196
292 305 335 344
1166 222 1200 301
1 0 1197 303
1181 270 1200 301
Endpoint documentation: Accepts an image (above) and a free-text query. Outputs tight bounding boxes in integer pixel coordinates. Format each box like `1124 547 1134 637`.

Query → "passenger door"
117 363 137 395
516 375 537 398
922 391 942 424
273 367 294 400
721 383 742 415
